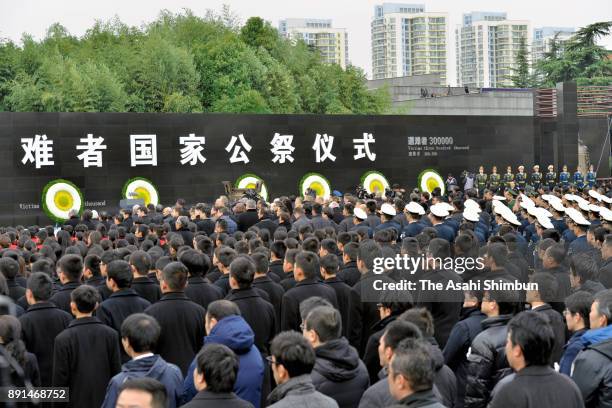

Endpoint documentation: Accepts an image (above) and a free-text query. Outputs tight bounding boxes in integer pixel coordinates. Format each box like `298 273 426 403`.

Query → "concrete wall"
393 91 535 116
367 73 442 90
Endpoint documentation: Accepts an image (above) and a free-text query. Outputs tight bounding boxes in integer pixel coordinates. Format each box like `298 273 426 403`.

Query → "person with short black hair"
97 260 151 360
489 312 584 408
252 251 285 325
49 254 83 313
465 288 518 408
130 250 162 304
320 253 351 338
116 377 168 408
182 344 251 408
570 253 606 294
559 291 594 376
338 242 360 286
571 289 612 407
214 246 237 296
179 249 222 309
145 262 206 376
84 253 106 289
226 255 276 356
358 320 423 408
183 301 263 407
280 251 338 332
266 331 338 408
0 257 25 302
526 272 566 364
53 285 121 407
303 305 369 407
102 313 183 408
387 338 445 408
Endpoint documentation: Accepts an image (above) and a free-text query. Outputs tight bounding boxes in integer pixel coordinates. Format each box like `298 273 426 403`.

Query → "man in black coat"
194 203 215 236
268 242 287 281
237 200 260 232
129 251 162 304
226 256 276 355
526 272 566 364
97 260 151 360
49 254 83 314
0 258 25 302
253 207 278 236
347 240 397 355
338 242 360 287
175 216 195 248
251 252 285 327
320 254 351 338
182 343 254 408
53 285 121 408
145 262 206 376
214 247 237 297
179 249 223 309
304 305 370 408
599 235 612 288
442 292 486 408
416 239 463 348
280 251 338 333
19 272 72 386
489 312 584 408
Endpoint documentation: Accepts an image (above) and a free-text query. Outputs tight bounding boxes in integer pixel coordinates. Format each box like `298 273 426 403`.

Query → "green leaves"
0 8 391 114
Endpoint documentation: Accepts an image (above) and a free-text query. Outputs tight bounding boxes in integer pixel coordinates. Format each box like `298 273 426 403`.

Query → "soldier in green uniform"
545 164 556 190
503 166 514 192
476 166 488 197
515 165 527 191
531 164 542 191
489 166 500 193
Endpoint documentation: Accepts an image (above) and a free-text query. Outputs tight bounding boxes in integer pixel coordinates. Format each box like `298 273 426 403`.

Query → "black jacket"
532 304 566 364
324 277 351 338
181 390 254 408
442 307 486 408
238 210 260 232
144 291 206 376
252 275 285 327
6 278 26 302
311 337 370 408
185 276 223 309
416 268 463 348
347 272 395 355
254 217 278 235
387 389 446 408
49 281 82 314
132 276 162 304
52 317 121 408
572 336 612 408
176 227 195 247
363 315 397 384
19 302 72 386
464 314 513 408
195 218 215 236
226 287 276 354
215 274 231 297
268 260 285 281
600 257 612 288
428 339 458 408
338 261 360 287
281 279 338 333
97 289 151 333
490 365 584 408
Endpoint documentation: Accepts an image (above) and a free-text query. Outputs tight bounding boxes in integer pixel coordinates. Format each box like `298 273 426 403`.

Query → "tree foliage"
0 9 389 114
534 21 612 87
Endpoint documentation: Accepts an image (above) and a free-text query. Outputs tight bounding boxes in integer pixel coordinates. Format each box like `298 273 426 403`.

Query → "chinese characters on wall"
20 132 378 168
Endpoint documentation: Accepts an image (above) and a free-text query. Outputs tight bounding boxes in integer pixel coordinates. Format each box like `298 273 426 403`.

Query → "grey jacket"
267 374 339 408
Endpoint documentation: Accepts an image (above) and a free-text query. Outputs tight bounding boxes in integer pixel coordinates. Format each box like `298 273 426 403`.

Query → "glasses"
265 356 279 366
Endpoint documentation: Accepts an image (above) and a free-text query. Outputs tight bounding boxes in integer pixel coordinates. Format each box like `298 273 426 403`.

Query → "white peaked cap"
550 200 566 212
520 194 535 207
380 203 397 216
536 214 554 229
405 202 425 215
463 210 480 222
353 207 367 220
464 199 482 213
430 203 450 218
565 208 591 226
493 195 506 201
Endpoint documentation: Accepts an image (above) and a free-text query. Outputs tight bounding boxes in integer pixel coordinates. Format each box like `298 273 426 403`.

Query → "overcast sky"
2 0 611 84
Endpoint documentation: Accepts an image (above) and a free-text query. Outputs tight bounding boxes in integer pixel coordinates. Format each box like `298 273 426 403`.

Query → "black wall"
1 112 539 225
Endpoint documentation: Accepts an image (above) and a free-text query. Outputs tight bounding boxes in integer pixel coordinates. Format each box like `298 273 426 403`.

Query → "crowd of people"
0 178 611 408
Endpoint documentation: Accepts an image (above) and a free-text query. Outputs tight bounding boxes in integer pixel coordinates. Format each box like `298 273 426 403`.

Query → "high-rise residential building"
456 12 532 88
371 3 449 82
532 27 575 63
279 18 349 69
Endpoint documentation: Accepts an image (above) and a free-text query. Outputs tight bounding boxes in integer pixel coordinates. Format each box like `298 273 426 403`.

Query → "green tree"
508 37 533 87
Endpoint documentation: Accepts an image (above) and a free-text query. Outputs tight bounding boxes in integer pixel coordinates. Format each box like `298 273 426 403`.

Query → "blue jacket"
401 222 425 239
559 329 587 376
568 235 592 257
102 355 183 408
182 315 264 408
